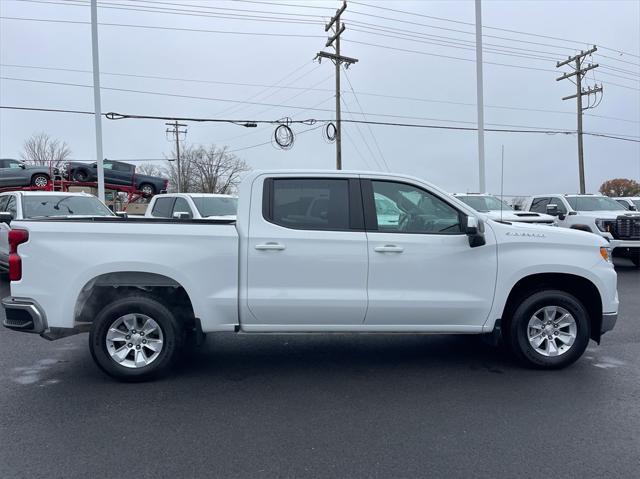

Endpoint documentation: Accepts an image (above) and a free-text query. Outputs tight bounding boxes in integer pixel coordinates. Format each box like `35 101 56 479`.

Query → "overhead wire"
4 76 639 135
2 105 638 143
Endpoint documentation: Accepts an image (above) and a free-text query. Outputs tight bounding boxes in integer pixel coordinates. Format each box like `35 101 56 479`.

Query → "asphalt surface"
1 261 639 479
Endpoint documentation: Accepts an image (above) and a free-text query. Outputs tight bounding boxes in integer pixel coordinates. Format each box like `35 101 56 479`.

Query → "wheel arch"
500 273 603 343
74 271 197 331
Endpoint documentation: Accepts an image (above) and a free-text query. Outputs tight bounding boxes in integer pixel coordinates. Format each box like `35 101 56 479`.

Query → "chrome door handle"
255 242 286 251
374 245 404 253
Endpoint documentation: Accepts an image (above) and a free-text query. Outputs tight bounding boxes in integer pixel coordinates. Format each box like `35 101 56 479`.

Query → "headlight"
600 247 612 263
595 218 614 233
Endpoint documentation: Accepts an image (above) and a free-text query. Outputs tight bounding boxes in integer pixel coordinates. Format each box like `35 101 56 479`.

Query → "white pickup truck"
524 194 640 266
2 170 618 381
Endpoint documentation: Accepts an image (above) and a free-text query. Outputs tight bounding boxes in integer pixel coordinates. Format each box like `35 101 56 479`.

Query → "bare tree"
21 132 72 168
136 162 164 178
164 144 250 193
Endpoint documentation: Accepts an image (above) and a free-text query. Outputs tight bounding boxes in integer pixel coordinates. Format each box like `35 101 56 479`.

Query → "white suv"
524 194 640 266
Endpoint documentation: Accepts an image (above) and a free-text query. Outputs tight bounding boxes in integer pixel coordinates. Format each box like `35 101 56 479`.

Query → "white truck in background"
524 194 640 266
453 193 557 225
2 170 618 381
145 193 237 220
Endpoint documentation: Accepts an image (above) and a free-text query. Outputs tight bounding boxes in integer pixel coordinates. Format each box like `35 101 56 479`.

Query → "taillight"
8 229 29 281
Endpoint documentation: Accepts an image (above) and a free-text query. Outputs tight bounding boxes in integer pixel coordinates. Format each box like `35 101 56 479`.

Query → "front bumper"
2 296 80 340
601 312 617 335
607 239 640 250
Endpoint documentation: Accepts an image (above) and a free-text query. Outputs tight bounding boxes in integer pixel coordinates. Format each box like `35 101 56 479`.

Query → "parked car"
0 158 56 189
524 194 640 266
2 170 618 381
614 197 640 211
65 160 168 196
453 193 557 225
145 193 238 220
0 191 114 271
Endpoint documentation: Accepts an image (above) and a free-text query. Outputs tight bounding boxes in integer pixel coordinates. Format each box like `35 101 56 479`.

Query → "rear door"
245 176 368 327
362 178 497 328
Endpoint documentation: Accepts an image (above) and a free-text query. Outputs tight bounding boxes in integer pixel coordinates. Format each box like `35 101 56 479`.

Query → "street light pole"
90 0 105 202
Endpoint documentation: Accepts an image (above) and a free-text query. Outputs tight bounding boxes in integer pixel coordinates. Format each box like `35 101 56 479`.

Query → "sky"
0 0 639 196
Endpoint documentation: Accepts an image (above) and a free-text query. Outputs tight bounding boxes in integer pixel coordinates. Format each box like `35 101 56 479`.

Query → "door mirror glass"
465 215 479 235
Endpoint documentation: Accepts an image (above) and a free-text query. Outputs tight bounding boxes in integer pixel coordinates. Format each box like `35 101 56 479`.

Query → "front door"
362 179 497 328
245 176 368 327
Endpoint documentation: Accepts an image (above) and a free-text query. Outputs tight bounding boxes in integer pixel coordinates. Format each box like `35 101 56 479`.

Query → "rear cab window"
263 177 363 231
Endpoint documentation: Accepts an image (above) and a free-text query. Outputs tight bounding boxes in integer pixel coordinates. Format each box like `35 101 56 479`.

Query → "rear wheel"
139 183 156 196
72 169 89 182
508 290 590 369
89 295 183 381
31 173 50 188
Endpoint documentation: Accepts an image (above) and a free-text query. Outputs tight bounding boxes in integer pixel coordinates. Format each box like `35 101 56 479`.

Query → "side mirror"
629 205 638 211
173 211 191 220
0 212 12 225
465 216 486 248
546 204 559 216
115 211 128 219
513 204 522 211
19 163 26 169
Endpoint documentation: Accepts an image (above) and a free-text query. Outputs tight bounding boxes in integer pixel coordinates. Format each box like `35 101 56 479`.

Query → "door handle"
255 242 286 251
374 245 404 253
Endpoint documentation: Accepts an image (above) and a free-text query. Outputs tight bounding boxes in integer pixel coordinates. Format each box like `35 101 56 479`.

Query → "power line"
4 62 637 123
348 0 640 59
342 68 390 171
3 15 638 85
16 0 321 25
0 15 325 38
2 105 638 142
5 76 639 134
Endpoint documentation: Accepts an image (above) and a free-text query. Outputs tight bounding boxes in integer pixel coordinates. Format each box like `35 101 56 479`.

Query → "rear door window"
266 178 351 230
151 197 175 218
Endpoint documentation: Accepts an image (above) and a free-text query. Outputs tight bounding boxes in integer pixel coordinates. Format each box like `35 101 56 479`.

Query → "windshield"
456 195 513 212
21 195 114 218
566 196 625 211
192 196 237 217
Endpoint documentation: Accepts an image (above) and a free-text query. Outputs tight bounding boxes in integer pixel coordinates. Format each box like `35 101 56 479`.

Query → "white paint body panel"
8 170 618 336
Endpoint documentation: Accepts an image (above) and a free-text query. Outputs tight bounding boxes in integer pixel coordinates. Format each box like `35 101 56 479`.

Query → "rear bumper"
601 312 617 335
2 296 47 333
2 296 80 340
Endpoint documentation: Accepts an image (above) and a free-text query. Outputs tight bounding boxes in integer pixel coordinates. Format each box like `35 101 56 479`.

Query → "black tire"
30 173 50 188
72 169 89 182
508 290 590 369
89 295 184 382
630 250 640 267
139 183 156 196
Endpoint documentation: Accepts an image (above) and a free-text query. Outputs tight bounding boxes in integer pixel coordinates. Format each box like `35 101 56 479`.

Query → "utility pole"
316 1 358 170
165 121 187 192
556 45 602 194
90 0 105 202
474 0 486 193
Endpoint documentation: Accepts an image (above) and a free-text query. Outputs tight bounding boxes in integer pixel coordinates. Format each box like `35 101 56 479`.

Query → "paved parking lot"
1 262 639 479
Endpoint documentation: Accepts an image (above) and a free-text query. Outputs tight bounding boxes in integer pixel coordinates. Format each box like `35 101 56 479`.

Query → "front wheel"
31 173 50 188
89 295 183 381
508 290 590 369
